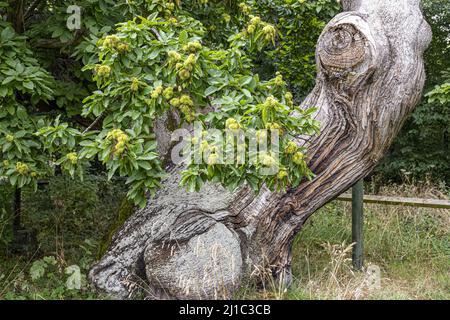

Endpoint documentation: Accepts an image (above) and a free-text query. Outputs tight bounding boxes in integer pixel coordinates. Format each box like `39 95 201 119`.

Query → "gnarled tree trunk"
89 0 432 299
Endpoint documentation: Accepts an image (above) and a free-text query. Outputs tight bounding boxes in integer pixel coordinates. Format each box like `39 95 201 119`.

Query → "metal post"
352 180 364 270
12 187 22 248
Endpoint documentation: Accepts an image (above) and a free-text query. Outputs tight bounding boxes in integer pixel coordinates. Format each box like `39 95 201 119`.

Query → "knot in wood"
319 23 366 73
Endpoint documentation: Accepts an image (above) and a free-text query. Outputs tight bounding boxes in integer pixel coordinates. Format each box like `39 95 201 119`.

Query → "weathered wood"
90 0 432 299
337 194 450 209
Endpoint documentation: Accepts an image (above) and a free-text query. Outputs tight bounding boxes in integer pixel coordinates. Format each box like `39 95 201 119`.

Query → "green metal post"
352 180 364 270
12 187 22 243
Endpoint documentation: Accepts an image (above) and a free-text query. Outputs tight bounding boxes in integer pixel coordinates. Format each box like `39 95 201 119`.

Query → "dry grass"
239 182 449 300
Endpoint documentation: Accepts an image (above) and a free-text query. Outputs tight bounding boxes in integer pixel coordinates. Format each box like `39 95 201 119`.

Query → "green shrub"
19 175 126 260
1 255 97 300
0 174 126 299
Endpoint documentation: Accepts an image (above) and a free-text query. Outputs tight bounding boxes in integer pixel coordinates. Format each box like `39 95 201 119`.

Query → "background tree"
376 0 450 183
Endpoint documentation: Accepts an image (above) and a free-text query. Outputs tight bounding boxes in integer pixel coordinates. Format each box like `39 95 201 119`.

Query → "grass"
0 181 449 300
240 182 450 300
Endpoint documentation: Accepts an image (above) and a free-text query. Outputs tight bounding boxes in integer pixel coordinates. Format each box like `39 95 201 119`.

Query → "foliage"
426 69 450 105
0 0 326 208
0 0 448 301
181 0 340 98
0 255 96 300
0 175 125 299
0 22 56 190
23 175 126 256
250 0 340 97
0 174 126 257
81 9 319 199
0 180 13 244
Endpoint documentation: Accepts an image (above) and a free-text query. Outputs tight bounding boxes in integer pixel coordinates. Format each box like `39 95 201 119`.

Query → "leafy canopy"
0 0 332 207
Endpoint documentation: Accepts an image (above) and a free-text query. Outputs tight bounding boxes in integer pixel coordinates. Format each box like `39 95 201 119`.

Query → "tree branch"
31 32 84 49
82 113 104 135
7 0 25 34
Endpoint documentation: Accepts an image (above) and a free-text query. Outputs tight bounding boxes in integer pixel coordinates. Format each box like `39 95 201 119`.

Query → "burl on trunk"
89 0 432 299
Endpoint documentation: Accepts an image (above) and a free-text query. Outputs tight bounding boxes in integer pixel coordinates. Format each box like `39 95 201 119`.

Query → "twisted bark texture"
90 0 432 299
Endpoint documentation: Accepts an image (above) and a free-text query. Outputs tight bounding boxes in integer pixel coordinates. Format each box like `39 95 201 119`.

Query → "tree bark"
7 0 25 34
89 0 432 299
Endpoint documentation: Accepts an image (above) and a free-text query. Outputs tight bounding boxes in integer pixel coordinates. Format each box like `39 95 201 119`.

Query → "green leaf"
9 175 18 186
23 82 34 90
51 28 64 38
148 50 159 60
2 76 15 85
6 104 15 115
242 88 252 98
65 265 82 290
138 161 153 170
240 76 253 86
179 30 188 43
30 260 47 281
1 27 14 41
204 86 219 96
0 86 8 97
